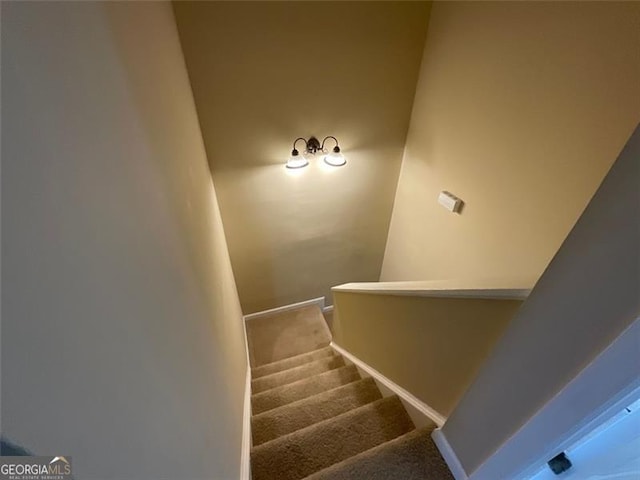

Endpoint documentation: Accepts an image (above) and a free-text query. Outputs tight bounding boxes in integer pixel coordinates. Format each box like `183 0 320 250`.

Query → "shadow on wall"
213 159 393 314
0 437 32 456
331 291 523 417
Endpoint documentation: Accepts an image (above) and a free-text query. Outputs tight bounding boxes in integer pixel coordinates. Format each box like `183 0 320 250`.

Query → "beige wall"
382 1 640 285
2 3 246 479
332 292 522 416
173 1 431 314
442 125 640 477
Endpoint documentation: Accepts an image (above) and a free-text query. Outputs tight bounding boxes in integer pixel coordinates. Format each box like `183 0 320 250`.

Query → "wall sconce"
286 136 346 169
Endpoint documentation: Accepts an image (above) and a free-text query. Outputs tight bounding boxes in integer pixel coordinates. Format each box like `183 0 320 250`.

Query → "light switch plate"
438 191 463 213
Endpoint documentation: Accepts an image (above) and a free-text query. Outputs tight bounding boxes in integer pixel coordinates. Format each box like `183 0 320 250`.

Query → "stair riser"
304 427 454 480
251 365 360 415
251 396 414 480
252 347 336 379
251 356 345 394
252 378 382 445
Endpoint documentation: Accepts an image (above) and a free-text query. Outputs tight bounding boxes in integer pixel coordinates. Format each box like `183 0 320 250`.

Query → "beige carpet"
305 427 455 480
246 305 332 367
252 346 335 378
251 355 345 394
248 305 455 480
252 365 360 415
251 377 382 445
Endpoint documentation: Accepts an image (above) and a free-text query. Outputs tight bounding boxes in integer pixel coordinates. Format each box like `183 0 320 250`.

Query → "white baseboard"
432 428 469 480
330 342 446 428
243 297 326 322
321 305 334 315
240 302 252 480
240 367 251 480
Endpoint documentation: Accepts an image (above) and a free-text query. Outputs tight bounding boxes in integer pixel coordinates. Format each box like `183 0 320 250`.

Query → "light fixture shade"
286 152 309 169
323 150 346 167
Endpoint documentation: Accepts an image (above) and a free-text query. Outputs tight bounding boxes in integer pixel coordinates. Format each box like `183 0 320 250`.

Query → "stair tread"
252 355 345 394
251 395 414 480
252 346 336 379
252 365 360 415
246 305 331 367
252 377 382 445
303 427 453 480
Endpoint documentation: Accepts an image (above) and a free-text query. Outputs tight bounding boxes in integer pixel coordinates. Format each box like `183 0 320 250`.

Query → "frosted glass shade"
286 154 309 169
323 151 346 167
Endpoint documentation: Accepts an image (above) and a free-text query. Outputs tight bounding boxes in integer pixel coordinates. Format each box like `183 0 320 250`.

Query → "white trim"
321 305 334 315
332 281 529 300
240 367 252 480
432 428 469 480
330 341 446 427
243 297 325 322
469 317 640 480
240 302 252 479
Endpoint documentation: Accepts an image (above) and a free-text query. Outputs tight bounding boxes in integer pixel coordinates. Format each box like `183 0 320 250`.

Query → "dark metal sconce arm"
291 137 309 156
321 135 340 153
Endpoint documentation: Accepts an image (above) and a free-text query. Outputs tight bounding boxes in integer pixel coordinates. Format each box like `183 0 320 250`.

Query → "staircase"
246 305 454 480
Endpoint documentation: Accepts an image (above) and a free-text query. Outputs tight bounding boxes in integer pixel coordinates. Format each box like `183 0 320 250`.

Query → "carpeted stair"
246 305 454 480
251 354 346 394
305 428 456 480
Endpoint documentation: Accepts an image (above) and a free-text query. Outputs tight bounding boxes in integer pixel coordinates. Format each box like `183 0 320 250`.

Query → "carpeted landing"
247 305 455 480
